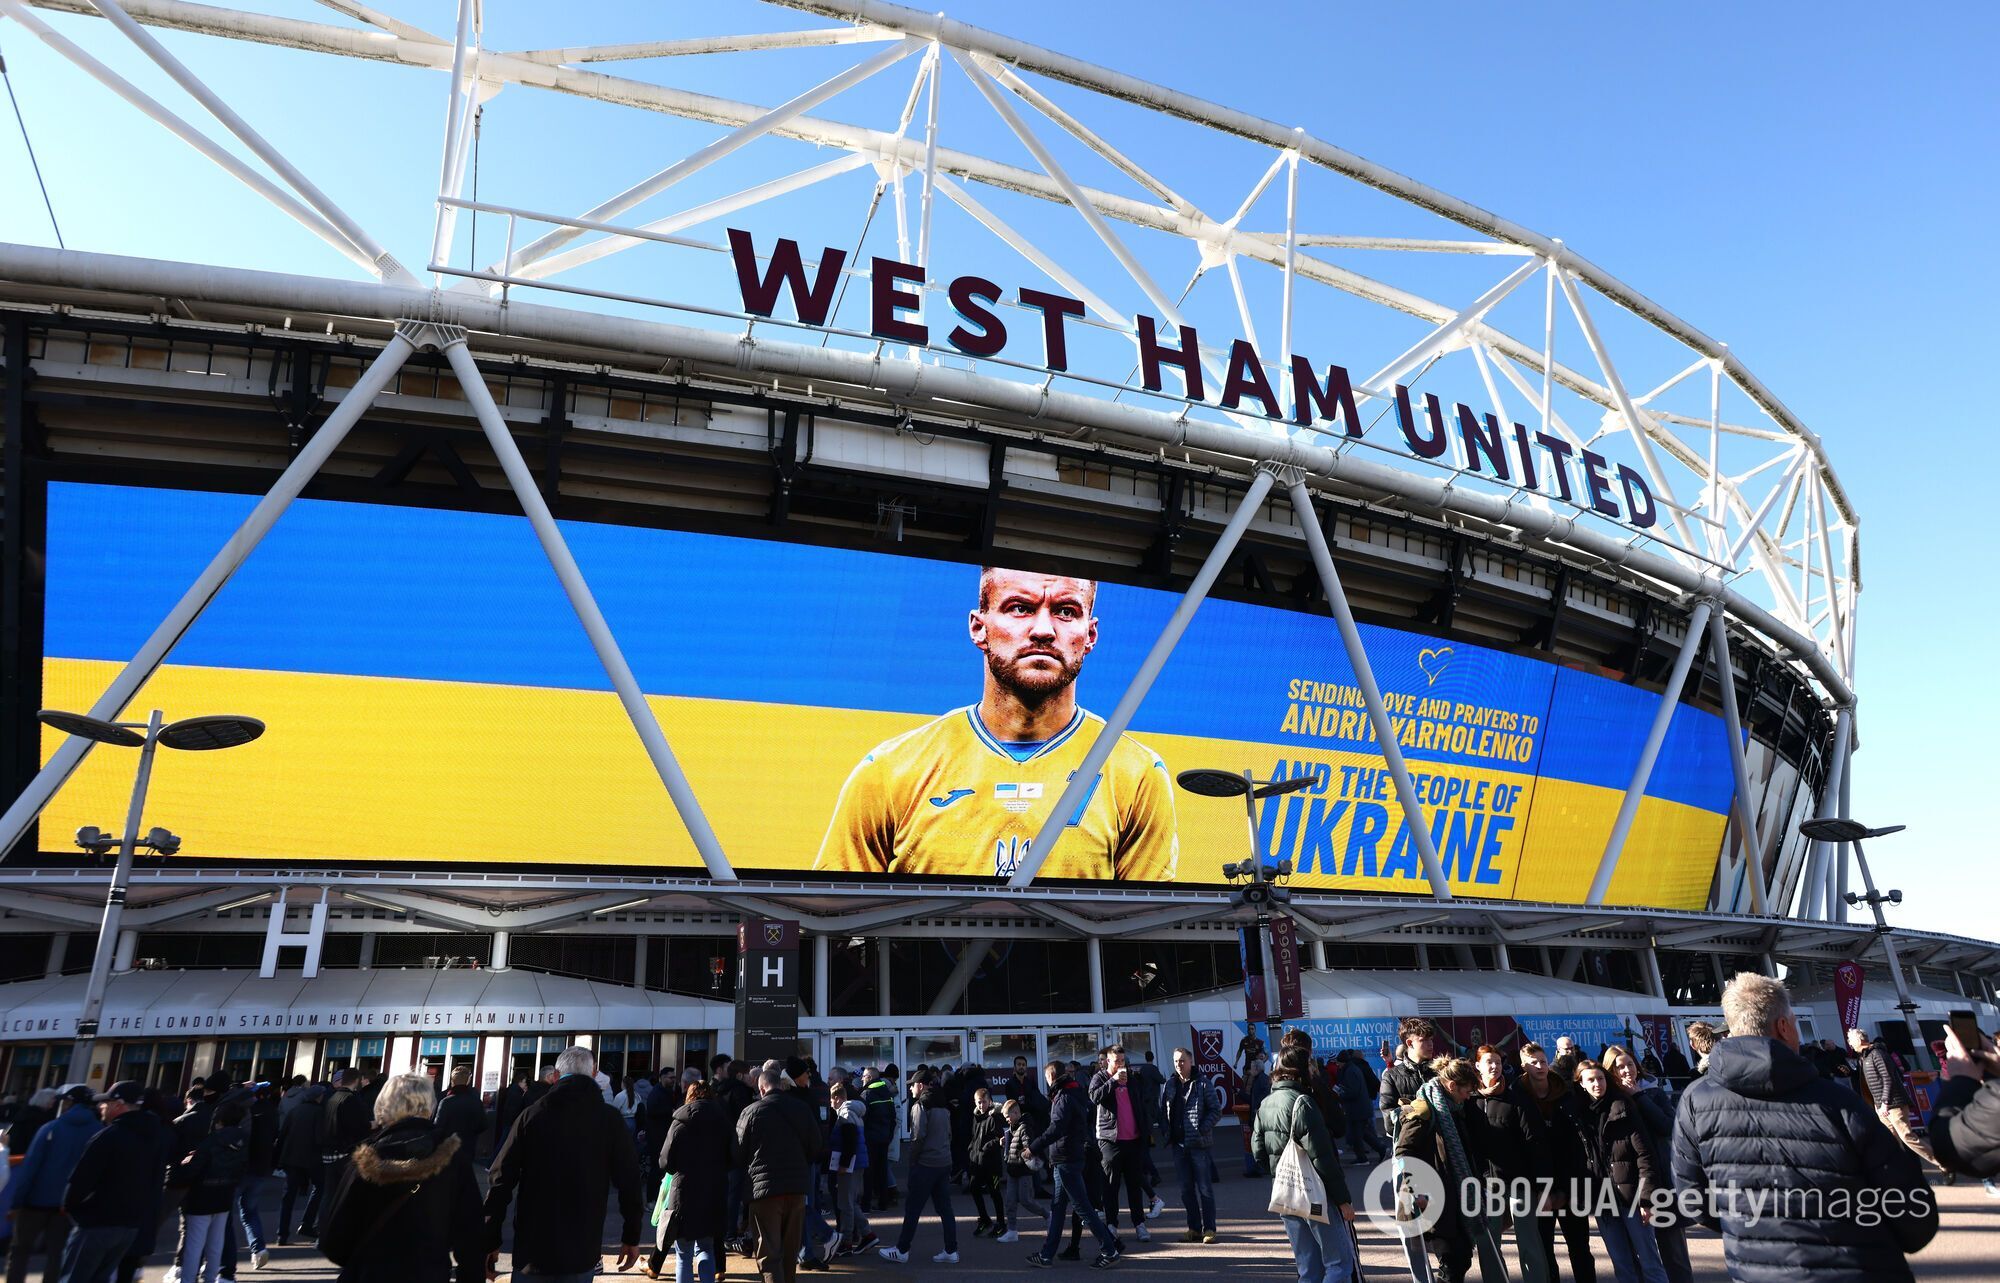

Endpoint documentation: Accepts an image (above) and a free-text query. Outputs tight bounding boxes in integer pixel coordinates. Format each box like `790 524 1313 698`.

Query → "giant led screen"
38 482 1732 907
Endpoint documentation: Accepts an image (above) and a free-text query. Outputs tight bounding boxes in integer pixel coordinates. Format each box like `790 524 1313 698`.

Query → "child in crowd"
829 1081 878 1257
999 1098 1044 1244
967 1086 1006 1237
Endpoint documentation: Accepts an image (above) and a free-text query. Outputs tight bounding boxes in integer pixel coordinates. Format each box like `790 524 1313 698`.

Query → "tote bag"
1267 1094 1331 1223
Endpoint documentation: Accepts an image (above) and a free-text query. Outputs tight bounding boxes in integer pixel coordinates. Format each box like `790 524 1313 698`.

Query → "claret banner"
39 482 1732 907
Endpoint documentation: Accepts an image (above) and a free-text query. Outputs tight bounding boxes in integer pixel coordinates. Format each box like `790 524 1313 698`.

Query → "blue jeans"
893 1163 958 1255
177 1213 229 1283
1037 1160 1114 1262
673 1237 716 1283
1597 1213 1668 1283
1170 1145 1215 1234
235 1173 267 1254
1281 1214 1356 1283
798 1168 831 1262
57 1225 135 1283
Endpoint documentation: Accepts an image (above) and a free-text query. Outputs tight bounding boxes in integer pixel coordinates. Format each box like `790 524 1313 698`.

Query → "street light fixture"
1177 767 1313 1048
1796 815 1923 1059
39 707 264 1076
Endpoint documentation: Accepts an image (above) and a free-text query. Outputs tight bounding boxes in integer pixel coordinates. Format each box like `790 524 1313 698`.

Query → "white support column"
1643 946 1667 1001
441 335 736 882
112 930 138 974
1415 943 1431 971
44 933 67 978
1800 707 1853 920
358 932 377 970
490 930 510 972
1706 610 1768 914
1087 936 1106 1016
0 333 415 859
926 941 991 1016
1313 939 1329 972
1586 598 1715 905
1708 952 1728 994
1835 766 1854 923
1492 939 1512 972
1287 480 1452 898
1011 468 1275 887
876 942 893 1019
633 935 649 989
814 934 831 1019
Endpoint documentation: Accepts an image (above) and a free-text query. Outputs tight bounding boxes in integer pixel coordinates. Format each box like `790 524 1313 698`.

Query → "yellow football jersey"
812 705 1179 882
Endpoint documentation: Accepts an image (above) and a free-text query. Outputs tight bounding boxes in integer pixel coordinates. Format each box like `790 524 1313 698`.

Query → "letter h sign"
735 915 802 1066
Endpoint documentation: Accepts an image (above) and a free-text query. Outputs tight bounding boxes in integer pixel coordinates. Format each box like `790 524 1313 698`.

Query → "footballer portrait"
812 566 1179 880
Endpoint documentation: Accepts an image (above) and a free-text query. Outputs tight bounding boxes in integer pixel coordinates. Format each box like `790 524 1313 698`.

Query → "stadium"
0 0 1993 1103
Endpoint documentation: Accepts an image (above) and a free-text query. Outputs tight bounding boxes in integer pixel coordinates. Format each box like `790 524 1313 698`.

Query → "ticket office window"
220 1039 293 1086
322 1038 386 1079
419 1036 481 1088
509 1035 571 1086
596 1034 657 1087
114 1042 190 1095
3 1045 47 1097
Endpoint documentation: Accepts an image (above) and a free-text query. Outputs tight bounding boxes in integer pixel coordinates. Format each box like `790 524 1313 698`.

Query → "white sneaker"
932 1250 960 1264
1135 1223 1150 1242
996 1230 1019 1243
878 1247 909 1263
1147 1194 1166 1220
251 1250 271 1271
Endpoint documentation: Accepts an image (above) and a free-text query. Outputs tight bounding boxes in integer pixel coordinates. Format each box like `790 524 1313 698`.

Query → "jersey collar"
963 705 1087 762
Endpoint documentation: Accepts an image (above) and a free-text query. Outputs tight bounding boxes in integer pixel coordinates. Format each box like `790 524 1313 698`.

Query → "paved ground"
218 1155 1998 1282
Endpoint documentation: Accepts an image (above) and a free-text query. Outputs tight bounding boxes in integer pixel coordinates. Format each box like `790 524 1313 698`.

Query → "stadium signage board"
726 230 1659 531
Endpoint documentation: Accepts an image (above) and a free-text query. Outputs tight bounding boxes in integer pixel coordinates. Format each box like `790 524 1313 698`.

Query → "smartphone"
1948 1009 1986 1053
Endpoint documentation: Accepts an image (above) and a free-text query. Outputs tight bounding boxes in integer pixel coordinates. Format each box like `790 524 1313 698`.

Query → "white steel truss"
0 0 1867 921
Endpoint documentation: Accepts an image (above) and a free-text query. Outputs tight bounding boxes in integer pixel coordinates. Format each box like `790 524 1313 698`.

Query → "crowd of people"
2 974 1996 1283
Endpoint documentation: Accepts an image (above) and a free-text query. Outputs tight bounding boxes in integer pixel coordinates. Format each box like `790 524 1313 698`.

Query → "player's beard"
987 646 1083 708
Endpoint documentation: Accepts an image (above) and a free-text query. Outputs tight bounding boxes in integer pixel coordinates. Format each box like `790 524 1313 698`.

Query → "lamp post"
1176 767 1314 1050
39 708 264 1076
1799 817 1922 1060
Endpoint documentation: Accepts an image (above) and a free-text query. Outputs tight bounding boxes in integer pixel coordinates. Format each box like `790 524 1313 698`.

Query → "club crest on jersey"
994 837 1031 877
993 781 1044 813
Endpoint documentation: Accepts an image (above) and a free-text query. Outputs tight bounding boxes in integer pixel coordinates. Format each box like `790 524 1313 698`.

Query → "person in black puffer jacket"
966 1087 1006 1238
169 1101 249 1283
1024 1061 1120 1268
319 1075 482 1283
275 1083 326 1243
1465 1045 1552 1283
1606 1044 1691 1283
1574 1060 1669 1283
1377 1017 1442 1126
1672 972 1938 1283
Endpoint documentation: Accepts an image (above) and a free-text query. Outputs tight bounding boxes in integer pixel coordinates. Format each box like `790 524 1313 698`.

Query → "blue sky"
1 1 1993 942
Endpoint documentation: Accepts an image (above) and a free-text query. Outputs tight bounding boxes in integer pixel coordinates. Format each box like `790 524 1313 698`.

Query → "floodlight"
73 826 117 856
141 828 181 855
1252 774 1317 799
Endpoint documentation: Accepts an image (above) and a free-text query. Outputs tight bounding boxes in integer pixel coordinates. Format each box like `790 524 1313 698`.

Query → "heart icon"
1417 647 1454 686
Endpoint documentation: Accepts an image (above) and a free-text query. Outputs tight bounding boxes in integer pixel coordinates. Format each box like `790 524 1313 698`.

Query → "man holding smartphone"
1935 1017 2000 1192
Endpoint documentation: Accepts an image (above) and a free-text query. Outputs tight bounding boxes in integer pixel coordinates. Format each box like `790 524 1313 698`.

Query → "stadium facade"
0 0 1993 1099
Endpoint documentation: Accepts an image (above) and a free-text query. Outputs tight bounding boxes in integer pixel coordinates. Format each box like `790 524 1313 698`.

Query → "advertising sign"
1269 916 1305 1021
39 483 1734 907
1239 926 1269 1023
1834 961 1866 1032
735 916 800 1067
